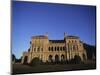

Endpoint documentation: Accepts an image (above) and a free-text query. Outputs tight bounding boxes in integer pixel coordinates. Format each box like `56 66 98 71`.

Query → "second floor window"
57 47 59 51
60 47 62 51
37 47 40 52
48 47 50 51
51 47 53 51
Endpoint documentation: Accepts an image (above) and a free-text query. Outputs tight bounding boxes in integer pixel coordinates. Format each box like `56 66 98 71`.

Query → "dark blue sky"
12 1 96 58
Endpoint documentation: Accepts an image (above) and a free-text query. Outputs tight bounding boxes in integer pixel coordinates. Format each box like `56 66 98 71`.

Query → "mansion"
21 33 87 64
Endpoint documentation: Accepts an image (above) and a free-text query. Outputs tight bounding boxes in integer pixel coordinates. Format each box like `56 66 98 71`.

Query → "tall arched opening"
55 55 59 63
49 55 53 62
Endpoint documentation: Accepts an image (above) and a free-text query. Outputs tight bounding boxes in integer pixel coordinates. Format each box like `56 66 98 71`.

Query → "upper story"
29 33 84 52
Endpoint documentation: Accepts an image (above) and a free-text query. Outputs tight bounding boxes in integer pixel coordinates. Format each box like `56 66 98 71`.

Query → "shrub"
30 57 43 66
74 55 82 64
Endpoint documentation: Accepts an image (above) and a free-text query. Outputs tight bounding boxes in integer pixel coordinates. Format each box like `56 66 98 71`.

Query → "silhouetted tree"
69 58 75 64
15 56 22 63
12 54 16 63
74 55 81 64
30 57 43 66
83 43 96 60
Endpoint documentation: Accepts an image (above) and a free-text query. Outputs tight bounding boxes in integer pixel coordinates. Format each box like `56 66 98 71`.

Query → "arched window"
51 47 53 51
49 55 53 62
72 40 73 43
75 40 77 43
61 54 65 61
55 47 56 51
37 47 40 52
55 55 59 63
57 47 59 51
48 47 50 51
60 47 62 51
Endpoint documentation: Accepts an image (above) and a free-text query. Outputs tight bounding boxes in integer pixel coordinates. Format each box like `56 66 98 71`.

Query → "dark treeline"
83 43 96 60
12 54 22 63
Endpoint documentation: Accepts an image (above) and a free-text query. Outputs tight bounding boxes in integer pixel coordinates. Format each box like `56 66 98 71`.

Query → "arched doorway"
49 55 53 62
61 54 65 61
55 55 59 63
23 56 28 64
74 55 81 64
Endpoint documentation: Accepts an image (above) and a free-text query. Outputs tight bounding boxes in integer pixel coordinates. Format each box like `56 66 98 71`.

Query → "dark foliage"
12 54 16 61
15 57 22 63
30 57 43 66
83 43 96 60
73 55 82 64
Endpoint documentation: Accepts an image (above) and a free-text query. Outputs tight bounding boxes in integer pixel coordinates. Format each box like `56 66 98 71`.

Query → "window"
51 47 53 51
61 54 65 61
55 55 59 63
55 47 56 51
48 47 50 51
37 47 40 52
72 40 73 43
60 47 62 51
57 47 59 51
49 55 53 62
75 40 77 43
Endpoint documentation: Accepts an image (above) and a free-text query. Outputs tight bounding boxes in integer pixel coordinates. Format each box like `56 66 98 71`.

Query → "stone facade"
21 33 87 64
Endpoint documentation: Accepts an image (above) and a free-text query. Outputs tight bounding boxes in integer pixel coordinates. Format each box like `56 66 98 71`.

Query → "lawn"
12 62 96 74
